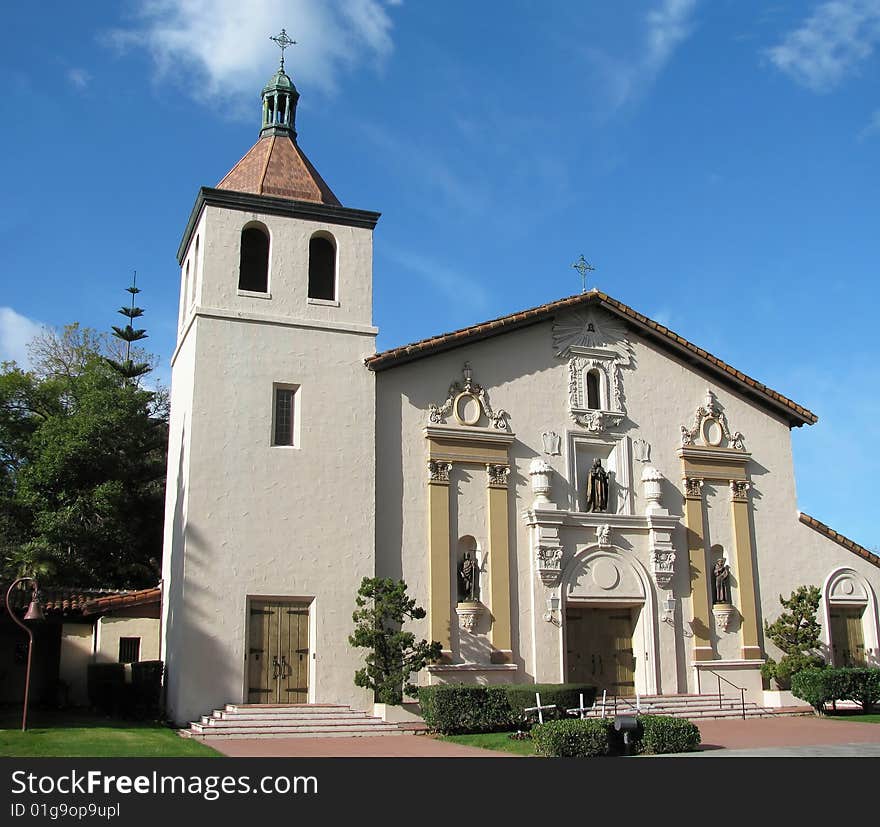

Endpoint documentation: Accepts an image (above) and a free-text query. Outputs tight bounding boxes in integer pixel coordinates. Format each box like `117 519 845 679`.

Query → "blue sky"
0 1 878 546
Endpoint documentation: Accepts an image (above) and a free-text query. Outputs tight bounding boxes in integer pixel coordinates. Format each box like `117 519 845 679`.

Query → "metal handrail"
611 693 641 716
703 669 747 720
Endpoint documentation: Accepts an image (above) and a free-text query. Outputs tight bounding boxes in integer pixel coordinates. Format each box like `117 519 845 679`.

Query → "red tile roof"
3 585 161 618
799 513 880 569
366 289 817 428
83 587 161 616
217 135 340 205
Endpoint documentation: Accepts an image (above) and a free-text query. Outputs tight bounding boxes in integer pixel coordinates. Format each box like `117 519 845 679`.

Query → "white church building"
160 53 880 725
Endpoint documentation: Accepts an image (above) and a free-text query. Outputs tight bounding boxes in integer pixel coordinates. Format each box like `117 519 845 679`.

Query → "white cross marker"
566 692 592 719
524 692 557 725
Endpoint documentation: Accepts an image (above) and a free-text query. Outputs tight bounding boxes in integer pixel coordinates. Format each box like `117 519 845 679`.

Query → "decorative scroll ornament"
713 603 738 633
730 480 750 502
427 460 452 482
680 389 745 450
596 524 612 548
428 362 509 430
567 357 626 433
487 464 511 488
455 601 484 633
541 431 562 455
536 545 563 587
652 550 676 589
633 438 651 463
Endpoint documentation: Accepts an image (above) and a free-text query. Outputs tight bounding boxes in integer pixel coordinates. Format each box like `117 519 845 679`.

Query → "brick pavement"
203 716 880 758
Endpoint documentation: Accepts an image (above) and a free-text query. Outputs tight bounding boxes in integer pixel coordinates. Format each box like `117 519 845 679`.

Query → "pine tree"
105 272 151 382
761 585 825 689
349 577 442 704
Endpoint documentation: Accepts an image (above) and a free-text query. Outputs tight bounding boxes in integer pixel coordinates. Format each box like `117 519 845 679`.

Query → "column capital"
684 477 704 499
730 479 750 502
487 463 510 489
427 460 452 485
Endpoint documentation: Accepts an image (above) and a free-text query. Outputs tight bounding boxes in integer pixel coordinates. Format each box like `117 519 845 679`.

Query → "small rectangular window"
273 385 299 446
119 637 141 664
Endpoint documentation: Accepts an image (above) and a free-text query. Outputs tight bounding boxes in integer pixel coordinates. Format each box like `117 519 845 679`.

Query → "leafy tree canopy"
0 323 167 587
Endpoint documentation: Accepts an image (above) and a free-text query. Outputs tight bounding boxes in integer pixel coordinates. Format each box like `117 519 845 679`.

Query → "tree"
0 322 167 587
349 577 442 705
105 273 151 383
761 585 825 689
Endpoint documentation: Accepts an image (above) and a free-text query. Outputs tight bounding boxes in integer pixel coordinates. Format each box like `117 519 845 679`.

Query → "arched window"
586 370 601 410
308 234 336 301
239 224 270 292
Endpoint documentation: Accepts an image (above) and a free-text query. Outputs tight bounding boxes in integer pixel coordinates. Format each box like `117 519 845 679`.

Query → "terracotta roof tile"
83 587 160 615
366 290 817 427
4 586 124 617
799 513 880 569
217 135 340 206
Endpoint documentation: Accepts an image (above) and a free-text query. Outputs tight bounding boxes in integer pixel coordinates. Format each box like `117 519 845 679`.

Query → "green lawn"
828 714 880 724
437 731 537 756
0 710 219 757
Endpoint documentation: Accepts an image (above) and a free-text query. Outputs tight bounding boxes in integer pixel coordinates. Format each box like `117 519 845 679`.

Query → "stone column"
684 477 713 661
487 464 513 663
427 461 453 657
730 480 762 660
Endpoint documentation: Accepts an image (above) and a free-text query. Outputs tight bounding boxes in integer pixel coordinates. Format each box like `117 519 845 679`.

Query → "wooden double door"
248 600 310 703
566 606 637 694
830 606 866 667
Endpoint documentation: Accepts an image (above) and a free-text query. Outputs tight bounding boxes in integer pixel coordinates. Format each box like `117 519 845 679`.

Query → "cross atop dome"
270 28 297 71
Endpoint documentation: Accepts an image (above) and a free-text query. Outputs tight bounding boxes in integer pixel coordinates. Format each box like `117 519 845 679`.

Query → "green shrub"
761 654 825 690
791 667 833 712
86 663 125 715
841 668 880 712
635 715 701 754
505 684 596 727
129 660 164 720
417 685 513 734
532 718 614 757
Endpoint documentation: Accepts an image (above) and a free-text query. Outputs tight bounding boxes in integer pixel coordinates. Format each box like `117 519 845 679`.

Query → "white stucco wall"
95 617 161 664
375 309 880 696
162 203 377 725
59 624 93 706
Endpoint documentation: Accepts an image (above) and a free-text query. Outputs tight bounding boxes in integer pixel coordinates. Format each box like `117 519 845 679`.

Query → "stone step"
203 711 372 724
199 715 376 727
181 702 412 740
186 726 408 740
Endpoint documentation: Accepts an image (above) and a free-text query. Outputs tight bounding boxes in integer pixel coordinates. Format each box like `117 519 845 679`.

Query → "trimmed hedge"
418 685 513 733
531 715 701 757
87 663 125 715
792 667 880 713
635 715 701 755
418 683 596 734
505 684 597 726
130 660 164 719
532 718 613 757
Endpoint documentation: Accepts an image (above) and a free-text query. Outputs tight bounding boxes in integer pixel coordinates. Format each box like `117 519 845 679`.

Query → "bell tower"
161 32 380 725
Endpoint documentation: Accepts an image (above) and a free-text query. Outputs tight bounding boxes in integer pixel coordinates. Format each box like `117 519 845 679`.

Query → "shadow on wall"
164 424 240 726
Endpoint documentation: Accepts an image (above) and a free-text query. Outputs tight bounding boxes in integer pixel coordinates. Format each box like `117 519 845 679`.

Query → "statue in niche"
459 551 478 602
713 557 731 604
585 458 609 513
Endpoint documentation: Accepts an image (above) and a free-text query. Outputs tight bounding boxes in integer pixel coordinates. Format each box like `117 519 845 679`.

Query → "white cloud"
767 0 880 92
110 0 399 102
858 108 880 138
382 245 490 311
588 0 699 112
67 68 91 90
0 308 44 369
